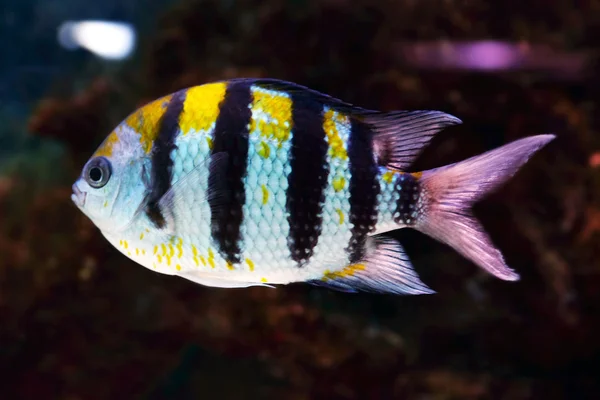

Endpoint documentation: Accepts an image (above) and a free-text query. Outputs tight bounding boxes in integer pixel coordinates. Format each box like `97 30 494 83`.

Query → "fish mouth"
71 183 87 207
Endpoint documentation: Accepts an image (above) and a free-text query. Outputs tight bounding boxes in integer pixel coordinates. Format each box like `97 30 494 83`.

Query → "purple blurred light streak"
396 40 590 79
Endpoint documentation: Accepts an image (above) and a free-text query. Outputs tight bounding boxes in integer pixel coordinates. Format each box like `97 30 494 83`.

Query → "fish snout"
71 183 87 207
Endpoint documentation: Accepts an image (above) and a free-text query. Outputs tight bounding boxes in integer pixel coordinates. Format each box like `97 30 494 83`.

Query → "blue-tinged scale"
71 78 555 295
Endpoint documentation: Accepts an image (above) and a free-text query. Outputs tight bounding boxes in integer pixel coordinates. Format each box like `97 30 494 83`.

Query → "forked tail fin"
415 134 555 281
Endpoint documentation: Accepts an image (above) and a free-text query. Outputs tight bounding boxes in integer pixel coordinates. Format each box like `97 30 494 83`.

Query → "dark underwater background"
1 0 600 398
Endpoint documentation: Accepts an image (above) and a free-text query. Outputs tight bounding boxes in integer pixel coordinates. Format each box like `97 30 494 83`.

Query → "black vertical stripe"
285 93 329 266
394 173 420 225
347 118 380 264
209 80 252 265
145 89 187 229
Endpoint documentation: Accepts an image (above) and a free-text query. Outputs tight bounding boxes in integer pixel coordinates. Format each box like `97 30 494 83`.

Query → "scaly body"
72 78 554 294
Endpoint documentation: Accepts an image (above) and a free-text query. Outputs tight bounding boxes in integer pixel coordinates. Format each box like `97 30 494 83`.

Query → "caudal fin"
415 134 555 281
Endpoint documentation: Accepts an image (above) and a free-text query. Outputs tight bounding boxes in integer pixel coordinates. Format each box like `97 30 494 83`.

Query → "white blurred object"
58 20 136 60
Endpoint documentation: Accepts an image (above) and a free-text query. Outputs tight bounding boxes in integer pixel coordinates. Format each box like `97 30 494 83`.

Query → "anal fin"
307 236 434 295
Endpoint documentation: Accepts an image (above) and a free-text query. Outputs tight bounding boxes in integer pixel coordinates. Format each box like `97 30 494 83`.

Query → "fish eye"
84 157 112 188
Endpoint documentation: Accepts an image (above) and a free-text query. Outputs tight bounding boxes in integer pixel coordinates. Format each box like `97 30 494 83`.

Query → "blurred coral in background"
1 0 600 398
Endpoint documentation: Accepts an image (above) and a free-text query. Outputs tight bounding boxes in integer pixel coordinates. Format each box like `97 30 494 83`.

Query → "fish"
71 78 555 294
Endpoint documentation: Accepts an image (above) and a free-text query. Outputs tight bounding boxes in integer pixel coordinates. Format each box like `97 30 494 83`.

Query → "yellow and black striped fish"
71 78 554 294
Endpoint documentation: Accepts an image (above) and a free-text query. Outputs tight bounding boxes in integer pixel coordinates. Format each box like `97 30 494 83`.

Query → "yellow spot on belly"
322 263 366 281
261 277 268 283
257 141 271 158
145 228 150 233
157 254 163 263
161 244 167 256
200 255 207 266
176 264 182 271
125 93 174 154
332 176 346 192
411 171 423 179
336 208 344 225
176 238 183 258
192 245 200 266
250 87 292 146
323 109 349 160
142 249 146 255
153 245 158 255
123 241 129 249
179 83 227 135
246 258 255 272
103 200 109 208
135 248 139 256
206 136 213 150
140 232 144 240
119 239 123 246
169 244 175 258
208 248 215 268
226 262 234 271
261 184 269 205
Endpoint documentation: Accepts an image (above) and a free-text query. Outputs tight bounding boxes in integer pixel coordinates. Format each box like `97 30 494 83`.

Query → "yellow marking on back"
245 258 255 272
257 141 271 158
323 109 349 160
93 131 120 158
125 94 173 154
335 208 345 225
206 136 213 150
411 171 423 179
207 248 216 268
322 263 366 281
382 171 396 184
179 83 227 135
332 176 346 192
250 87 293 146
261 184 269 205
145 228 150 233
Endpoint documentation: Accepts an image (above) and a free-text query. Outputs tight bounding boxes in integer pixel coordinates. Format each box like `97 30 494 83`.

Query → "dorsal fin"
225 78 461 170
364 110 462 171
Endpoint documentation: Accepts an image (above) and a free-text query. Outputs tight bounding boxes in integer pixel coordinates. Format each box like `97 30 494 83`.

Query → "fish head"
72 121 151 234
